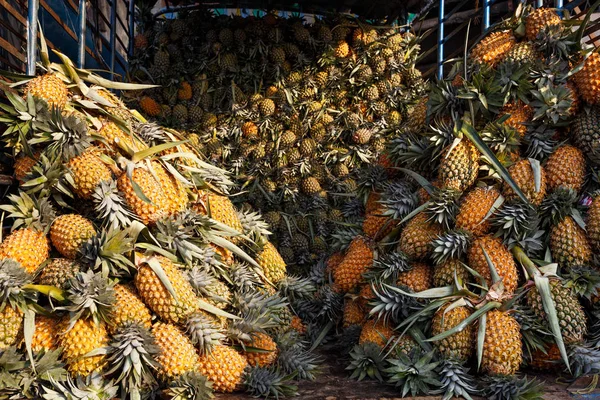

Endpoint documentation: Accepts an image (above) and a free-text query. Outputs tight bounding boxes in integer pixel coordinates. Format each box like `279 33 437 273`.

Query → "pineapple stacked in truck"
130 9 428 270
288 5 600 398
0 34 320 399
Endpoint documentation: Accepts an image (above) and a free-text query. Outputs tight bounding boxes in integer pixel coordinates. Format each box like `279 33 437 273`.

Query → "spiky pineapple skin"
24 74 69 110
50 214 97 259
572 108 600 164
0 228 49 273
482 310 522 376
398 212 442 260
550 216 591 268
343 298 365 327
470 31 516 66
256 241 287 284
153 322 200 379
431 305 474 361
525 8 561 40
433 259 469 287
195 190 243 235
545 145 586 193
117 164 169 225
14 152 39 184
0 306 23 350
333 237 373 293
97 121 139 152
359 319 394 347
31 315 58 353
574 52 600 105
397 262 433 292
467 235 518 294
244 333 278 367
36 258 80 289
140 96 162 117
134 256 198 324
587 195 600 251
197 344 248 393
108 284 153 334
455 186 501 236
438 140 479 192
68 147 112 199
499 101 533 138
503 159 547 206
58 318 108 376
526 280 586 345
528 344 562 371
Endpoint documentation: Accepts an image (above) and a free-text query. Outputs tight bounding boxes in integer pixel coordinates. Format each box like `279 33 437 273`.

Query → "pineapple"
256 241 287 284
23 73 69 110
545 145 586 193
526 279 586 345
467 235 518 294
550 216 591 268
398 212 443 260
587 193 600 251
153 322 199 379
31 315 59 353
334 41 350 58
37 258 81 289
14 152 40 184
108 284 153 334
433 258 469 287
525 8 561 41
359 319 394 348
97 120 141 152
528 344 562 371
362 207 394 241
197 344 248 393
0 306 23 350
178 82 193 101
301 177 322 195
455 186 501 236
0 228 49 273
195 190 243 235
343 297 365 327
572 108 600 165
333 237 373 293
438 140 479 192
50 214 97 259
134 255 198 324
503 42 539 65
67 146 113 199
243 332 278 367
573 52 600 105
499 101 533 138
502 159 547 206
431 305 474 361
397 262 433 293
470 31 516 66
481 310 522 376
58 318 108 376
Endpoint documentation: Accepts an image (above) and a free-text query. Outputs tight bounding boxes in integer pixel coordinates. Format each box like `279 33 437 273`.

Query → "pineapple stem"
511 246 541 279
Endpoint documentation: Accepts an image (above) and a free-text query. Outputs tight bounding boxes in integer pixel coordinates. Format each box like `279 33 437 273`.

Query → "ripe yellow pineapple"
256 241 287 284
525 8 561 41
97 120 141 152
397 262 433 292
499 101 533 138
134 255 198 324
431 305 474 360
197 344 248 393
503 159 547 206
545 145 586 193
468 235 518 294
343 297 365 327
50 214 96 259
573 52 600 104
153 322 199 379
470 31 516 66
243 332 278 367
14 152 40 184
481 310 522 376
31 315 58 353
455 186 501 236
359 319 394 348
67 147 113 199
362 207 394 241
587 194 600 251
333 237 373 293
108 284 153 334
195 190 243 235
58 318 108 376
438 140 479 192
0 228 49 273
0 306 23 350
23 73 69 110
139 96 162 117
433 258 469 287
334 40 350 58
398 212 443 260
36 258 80 289
150 161 188 215
528 344 562 371
290 316 306 334
550 216 591 267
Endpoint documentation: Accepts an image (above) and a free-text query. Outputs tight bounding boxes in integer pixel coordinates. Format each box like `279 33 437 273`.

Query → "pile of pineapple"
300 4 600 398
0 36 320 398
130 8 428 269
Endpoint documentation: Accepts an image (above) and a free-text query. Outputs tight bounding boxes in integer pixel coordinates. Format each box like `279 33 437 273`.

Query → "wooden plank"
0 0 27 25
0 54 25 72
0 36 25 62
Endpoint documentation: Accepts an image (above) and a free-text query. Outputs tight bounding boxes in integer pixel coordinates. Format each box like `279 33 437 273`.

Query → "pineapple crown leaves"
426 117 456 155
41 372 119 400
388 133 436 173
105 322 160 397
459 68 505 118
385 350 442 398
275 334 321 381
17 349 68 399
512 302 553 359
312 284 343 323
539 186 584 228
330 226 362 253
164 371 214 400
61 270 116 328
243 366 298 399
356 165 388 198
184 265 217 297
185 311 225 355
133 122 167 146
229 262 261 292
480 117 521 155
379 180 419 220
91 180 138 230
346 342 387 382
431 229 472 265
0 259 35 312
31 108 92 161
569 342 600 378
369 282 426 325
277 275 317 302
236 209 272 241
523 124 557 161
495 62 534 104
364 251 411 283
0 191 56 233
428 79 465 120
482 375 544 400
564 265 600 300
78 225 138 278
21 151 72 201
436 358 480 400
530 83 574 126
424 187 461 229
0 93 50 150
491 200 540 244
533 23 577 61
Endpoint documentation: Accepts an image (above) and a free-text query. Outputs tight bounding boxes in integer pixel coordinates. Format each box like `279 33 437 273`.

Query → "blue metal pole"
437 0 445 80
110 0 116 78
77 0 86 68
535 0 544 8
128 0 135 58
26 0 39 76
483 0 491 32
555 0 563 17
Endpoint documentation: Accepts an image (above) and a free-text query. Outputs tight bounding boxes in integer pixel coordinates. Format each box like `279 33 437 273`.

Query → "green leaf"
38 24 50 68
197 298 239 320
23 284 65 301
132 141 187 163
481 245 501 285
576 0 600 45
476 312 486 371
145 256 178 301
427 301 499 342
23 309 35 373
